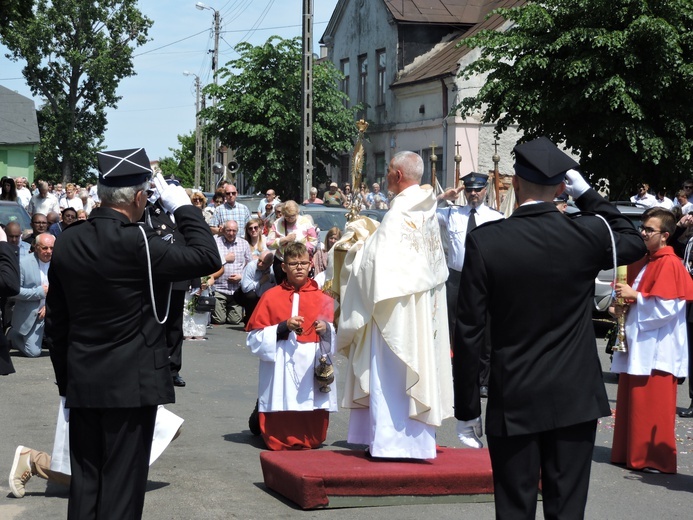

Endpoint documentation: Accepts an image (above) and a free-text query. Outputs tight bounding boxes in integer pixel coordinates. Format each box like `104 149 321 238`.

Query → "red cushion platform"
260 447 493 509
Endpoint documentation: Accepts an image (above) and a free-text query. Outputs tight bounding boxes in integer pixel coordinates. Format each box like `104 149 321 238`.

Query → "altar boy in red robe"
246 242 337 450
611 207 693 473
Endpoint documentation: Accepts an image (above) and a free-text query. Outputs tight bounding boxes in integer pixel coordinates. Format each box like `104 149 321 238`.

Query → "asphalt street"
1 323 691 519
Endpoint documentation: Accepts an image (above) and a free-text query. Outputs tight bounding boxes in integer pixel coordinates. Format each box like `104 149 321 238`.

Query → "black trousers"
487 419 597 520
68 406 157 520
448 267 491 386
167 289 186 377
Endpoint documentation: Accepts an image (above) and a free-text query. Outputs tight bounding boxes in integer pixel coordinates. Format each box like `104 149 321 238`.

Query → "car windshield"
303 210 348 232
0 203 32 234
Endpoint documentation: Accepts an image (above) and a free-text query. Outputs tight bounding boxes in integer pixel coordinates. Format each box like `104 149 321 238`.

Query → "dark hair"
283 242 307 261
0 177 17 201
642 207 676 237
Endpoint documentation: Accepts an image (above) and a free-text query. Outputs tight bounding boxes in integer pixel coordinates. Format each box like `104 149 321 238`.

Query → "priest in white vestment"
337 151 454 459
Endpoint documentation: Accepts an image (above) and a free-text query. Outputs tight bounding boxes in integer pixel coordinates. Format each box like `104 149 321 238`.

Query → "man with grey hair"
45 148 221 520
338 151 453 460
28 181 60 216
8 233 55 358
15 177 32 210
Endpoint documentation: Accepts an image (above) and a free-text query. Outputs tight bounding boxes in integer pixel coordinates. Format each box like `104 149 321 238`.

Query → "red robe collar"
245 279 334 343
629 246 693 300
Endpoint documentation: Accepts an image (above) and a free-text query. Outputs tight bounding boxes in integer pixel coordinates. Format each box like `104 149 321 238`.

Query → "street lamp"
183 71 202 191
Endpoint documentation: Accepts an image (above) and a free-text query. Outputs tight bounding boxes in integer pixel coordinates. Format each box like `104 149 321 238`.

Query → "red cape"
628 246 693 300
245 279 334 344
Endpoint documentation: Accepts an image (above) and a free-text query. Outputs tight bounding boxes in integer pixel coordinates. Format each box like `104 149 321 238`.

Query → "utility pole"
197 2 223 187
184 72 202 190
301 0 314 201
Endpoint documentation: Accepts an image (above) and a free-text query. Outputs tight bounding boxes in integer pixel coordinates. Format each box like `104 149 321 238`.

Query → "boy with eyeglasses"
245 242 336 450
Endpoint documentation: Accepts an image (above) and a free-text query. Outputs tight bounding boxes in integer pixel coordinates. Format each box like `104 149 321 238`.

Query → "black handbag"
195 294 216 313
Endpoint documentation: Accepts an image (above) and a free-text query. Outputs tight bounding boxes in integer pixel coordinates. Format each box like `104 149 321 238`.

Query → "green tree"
202 36 358 200
455 0 693 198
158 132 196 188
0 0 152 184
0 0 34 30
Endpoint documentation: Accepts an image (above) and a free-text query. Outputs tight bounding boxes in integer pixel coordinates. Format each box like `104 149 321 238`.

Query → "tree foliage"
202 36 358 201
0 0 152 185
158 132 196 188
0 0 34 30
455 0 693 198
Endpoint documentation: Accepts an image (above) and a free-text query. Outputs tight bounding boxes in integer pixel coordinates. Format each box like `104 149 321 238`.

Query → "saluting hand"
437 186 463 202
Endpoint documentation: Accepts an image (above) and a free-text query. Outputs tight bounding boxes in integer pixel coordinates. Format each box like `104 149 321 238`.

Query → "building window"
376 49 386 106
358 53 367 118
375 152 385 185
340 58 350 107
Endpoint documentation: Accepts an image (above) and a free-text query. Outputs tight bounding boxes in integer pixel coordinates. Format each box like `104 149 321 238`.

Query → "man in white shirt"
28 181 60 216
437 172 504 397
256 189 279 219
630 182 657 208
15 177 32 210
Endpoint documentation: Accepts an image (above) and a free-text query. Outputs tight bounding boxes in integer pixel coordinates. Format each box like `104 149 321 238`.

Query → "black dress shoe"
479 386 489 398
172 375 186 387
679 403 693 418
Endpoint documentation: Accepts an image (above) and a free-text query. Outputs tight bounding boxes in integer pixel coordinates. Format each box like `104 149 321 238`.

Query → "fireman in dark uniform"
46 148 221 520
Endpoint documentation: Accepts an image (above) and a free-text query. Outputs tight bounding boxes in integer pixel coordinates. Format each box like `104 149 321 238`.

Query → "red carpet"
260 447 493 509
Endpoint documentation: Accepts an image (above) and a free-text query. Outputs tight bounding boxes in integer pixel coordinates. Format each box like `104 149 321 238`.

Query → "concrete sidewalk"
1 324 691 519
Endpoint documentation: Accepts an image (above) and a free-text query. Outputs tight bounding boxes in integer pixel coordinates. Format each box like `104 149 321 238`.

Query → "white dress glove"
153 173 191 213
0 225 7 242
563 169 590 200
457 417 484 449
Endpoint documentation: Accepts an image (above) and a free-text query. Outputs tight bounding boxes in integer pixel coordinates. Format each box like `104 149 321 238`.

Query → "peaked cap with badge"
97 148 153 187
461 172 489 189
513 137 579 186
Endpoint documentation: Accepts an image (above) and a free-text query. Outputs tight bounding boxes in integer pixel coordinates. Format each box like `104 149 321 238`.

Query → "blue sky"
0 0 339 161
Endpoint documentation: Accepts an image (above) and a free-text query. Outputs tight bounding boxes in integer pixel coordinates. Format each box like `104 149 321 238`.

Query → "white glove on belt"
457 417 484 449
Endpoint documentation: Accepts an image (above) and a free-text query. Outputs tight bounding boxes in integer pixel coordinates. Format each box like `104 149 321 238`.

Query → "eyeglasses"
284 261 310 269
464 187 484 193
639 226 664 237
225 191 237 195
683 185 693 190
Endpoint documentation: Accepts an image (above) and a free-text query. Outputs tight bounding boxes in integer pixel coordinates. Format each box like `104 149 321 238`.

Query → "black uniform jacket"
45 205 222 408
453 189 647 437
144 200 189 291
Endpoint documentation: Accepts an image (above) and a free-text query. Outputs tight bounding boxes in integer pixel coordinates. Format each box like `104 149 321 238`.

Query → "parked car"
0 201 32 235
300 204 388 243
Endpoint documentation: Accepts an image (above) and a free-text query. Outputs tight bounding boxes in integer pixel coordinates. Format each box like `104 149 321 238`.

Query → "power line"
133 21 329 58
134 29 210 57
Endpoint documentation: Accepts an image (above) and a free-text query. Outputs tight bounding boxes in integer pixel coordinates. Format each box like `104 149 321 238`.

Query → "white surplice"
611 267 689 378
337 184 454 459
247 292 338 413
